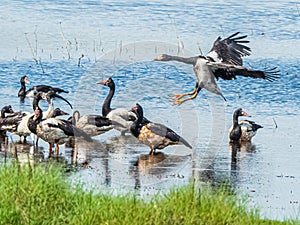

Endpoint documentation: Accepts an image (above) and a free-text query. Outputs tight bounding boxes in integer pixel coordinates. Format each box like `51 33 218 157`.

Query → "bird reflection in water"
136 152 166 167
132 152 166 190
132 151 191 191
71 139 104 165
229 141 256 172
0 141 45 166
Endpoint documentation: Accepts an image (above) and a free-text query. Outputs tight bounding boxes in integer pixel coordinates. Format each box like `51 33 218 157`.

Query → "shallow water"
1 0 300 220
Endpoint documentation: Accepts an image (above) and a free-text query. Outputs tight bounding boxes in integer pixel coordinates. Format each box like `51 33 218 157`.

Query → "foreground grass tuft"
0 163 297 225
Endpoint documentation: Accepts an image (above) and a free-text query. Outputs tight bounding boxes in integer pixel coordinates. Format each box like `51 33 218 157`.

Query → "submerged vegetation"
0 163 296 225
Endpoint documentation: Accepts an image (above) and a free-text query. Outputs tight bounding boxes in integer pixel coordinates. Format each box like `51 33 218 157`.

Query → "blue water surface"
0 0 300 221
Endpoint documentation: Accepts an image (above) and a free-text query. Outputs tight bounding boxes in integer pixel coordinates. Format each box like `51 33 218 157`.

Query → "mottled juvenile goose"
130 103 192 155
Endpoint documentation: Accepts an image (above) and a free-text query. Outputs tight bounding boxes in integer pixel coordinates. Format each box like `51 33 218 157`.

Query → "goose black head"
234 108 250 118
130 103 143 119
52 108 69 117
2 105 14 114
97 77 115 89
1 105 14 118
20 75 30 84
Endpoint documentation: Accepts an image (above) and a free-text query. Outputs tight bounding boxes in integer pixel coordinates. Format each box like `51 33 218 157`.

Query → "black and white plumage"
97 77 149 135
229 119 263 142
0 105 15 141
0 105 24 134
0 105 14 118
130 103 192 155
154 32 280 105
18 75 69 100
15 91 72 143
71 110 114 136
0 105 29 140
34 91 73 118
28 107 92 157
229 108 251 143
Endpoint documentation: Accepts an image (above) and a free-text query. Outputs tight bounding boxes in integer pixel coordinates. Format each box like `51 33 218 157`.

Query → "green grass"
0 163 297 225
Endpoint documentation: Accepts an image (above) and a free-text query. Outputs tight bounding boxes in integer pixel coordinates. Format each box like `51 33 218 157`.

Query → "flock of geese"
0 32 279 160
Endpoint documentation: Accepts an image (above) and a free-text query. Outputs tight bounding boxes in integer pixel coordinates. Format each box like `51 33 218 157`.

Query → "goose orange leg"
55 144 59 156
171 87 197 100
171 86 202 105
149 147 155 155
48 143 53 158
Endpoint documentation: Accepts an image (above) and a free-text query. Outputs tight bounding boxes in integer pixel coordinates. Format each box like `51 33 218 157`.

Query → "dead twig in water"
78 54 84 67
34 25 38 57
25 32 38 64
59 22 71 60
38 58 45 73
25 29 45 73
273 118 278 128
167 14 184 54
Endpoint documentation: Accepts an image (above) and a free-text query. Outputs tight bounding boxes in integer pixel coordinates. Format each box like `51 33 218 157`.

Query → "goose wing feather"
147 123 192 149
207 32 251 65
207 62 280 81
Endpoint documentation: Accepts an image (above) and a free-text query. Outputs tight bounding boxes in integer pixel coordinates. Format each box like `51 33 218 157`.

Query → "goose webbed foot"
170 92 199 105
170 88 197 100
170 98 186 105
169 87 200 105
170 93 188 100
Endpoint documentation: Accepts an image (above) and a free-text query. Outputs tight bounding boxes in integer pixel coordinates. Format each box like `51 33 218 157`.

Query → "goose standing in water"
15 91 72 143
28 106 92 157
154 32 279 105
18 75 69 100
229 109 263 142
97 77 149 135
0 105 15 125
18 76 30 101
130 103 192 155
0 105 29 142
0 105 19 140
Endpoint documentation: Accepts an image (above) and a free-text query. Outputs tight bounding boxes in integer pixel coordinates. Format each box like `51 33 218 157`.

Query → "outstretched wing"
206 32 251 66
207 62 280 81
